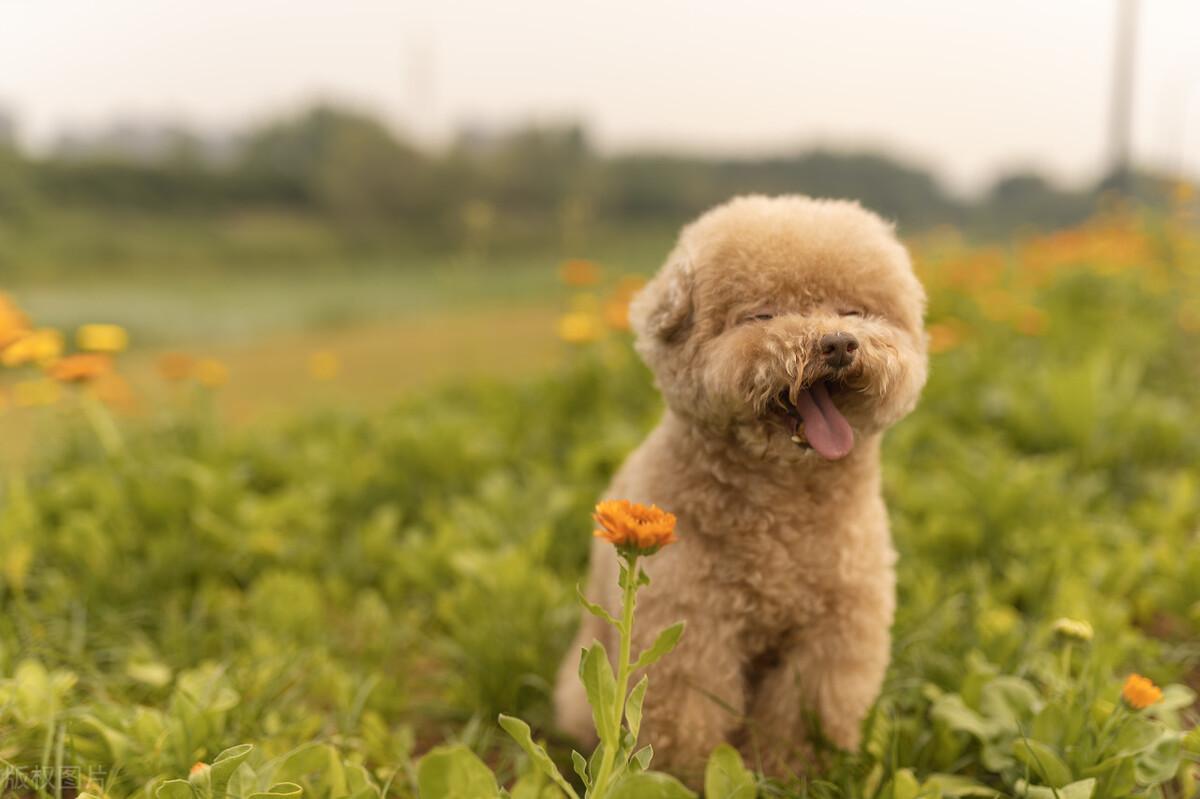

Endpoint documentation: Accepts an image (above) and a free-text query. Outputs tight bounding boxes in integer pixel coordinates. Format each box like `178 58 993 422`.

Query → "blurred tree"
976 172 1094 235
239 105 437 225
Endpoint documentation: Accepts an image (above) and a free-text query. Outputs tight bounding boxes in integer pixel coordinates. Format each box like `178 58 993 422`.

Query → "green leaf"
1031 702 1069 744
417 745 500 799
882 769 920 799
1013 778 1095 799
1109 716 1161 757
570 750 589 788
158 780 196 799
1182 726 1200 755
498 714 580 799
921 774 1003 797
978 677 1040 733
277 742 330 778
633 623 685 671
1013 739 1072 788
931 694 995 740
210 744 254 799
631 745 653 772
576 584 618 626
608 771 697 799
625 676 648 740
579 643 618 748
703 744 755 799
1155 684 1197 712
246 783 302 799
1135 732 1182 785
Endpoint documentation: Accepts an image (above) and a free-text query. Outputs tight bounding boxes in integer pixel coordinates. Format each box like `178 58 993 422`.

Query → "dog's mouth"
770 381 855 460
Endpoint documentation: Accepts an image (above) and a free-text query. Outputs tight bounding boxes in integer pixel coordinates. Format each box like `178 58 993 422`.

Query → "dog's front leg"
634 601 747 787
741 578 893 771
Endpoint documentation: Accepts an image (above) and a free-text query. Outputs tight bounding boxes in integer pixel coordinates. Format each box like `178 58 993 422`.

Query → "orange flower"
157 352 194 382
87 372 136 411
0 293 31 350
927 319 968 354
189 762 208 776
593 500 678 554
1121 673 1163 709
560 259 602 287
48 353 112 383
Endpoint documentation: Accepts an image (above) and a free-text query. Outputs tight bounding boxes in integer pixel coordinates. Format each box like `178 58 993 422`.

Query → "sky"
0 0 1197 194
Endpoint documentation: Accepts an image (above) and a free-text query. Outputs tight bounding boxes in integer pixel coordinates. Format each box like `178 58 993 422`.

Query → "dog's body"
554 196 928 782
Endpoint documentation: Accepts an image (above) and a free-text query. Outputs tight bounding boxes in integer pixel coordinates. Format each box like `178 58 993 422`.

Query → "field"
2 205 1200 798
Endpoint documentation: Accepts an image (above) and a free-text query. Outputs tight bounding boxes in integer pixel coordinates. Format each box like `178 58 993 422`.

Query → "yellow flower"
560 259 602 287
1052 617 1094 642
557 312 603 344
2 328 63 367
157 352 194 382
12 378 62 407
0 293 31 350
48 353 112 384
593 500 679 554
308 349 340 381
77 323 129 353
1121 673 1163 709
195 358 230 388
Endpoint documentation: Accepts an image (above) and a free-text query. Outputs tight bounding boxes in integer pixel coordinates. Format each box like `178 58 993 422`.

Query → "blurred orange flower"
594 499 678 554
87 372 136 411
601 275 648 331
157 352 195 382
560 259 602 287
0 293 31 350
603 299 631 331
1121 673 1162 710
1014 307 1048 336
927 320 968 354
48 353 112 384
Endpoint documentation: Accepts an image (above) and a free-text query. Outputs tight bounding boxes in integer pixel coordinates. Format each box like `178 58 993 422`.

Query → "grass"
1 208 1200 798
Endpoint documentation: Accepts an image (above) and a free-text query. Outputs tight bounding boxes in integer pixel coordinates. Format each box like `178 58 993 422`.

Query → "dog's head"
630 195 927 461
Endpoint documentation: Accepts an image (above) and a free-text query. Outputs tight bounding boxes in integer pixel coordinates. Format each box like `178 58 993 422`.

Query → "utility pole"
1108 0 1138 193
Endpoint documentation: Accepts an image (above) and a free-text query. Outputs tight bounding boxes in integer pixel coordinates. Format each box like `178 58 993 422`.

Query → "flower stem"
80 392 123 456
590 555 639 798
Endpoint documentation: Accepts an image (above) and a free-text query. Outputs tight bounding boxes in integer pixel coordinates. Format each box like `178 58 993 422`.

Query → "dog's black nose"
819 332 858 369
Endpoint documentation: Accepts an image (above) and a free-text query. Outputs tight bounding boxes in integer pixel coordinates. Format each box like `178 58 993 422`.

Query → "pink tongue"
794 382 855 460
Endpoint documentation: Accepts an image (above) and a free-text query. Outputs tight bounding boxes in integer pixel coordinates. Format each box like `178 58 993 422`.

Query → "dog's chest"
710 511 851 634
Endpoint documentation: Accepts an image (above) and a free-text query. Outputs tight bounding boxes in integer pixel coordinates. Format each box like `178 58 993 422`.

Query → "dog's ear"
630 247 694 344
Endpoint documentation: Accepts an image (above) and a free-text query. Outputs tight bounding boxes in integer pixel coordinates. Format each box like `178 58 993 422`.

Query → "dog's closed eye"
743 312 775 323
838 308 865 317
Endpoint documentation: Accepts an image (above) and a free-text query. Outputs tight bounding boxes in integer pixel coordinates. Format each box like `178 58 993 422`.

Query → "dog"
553 195 928 782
